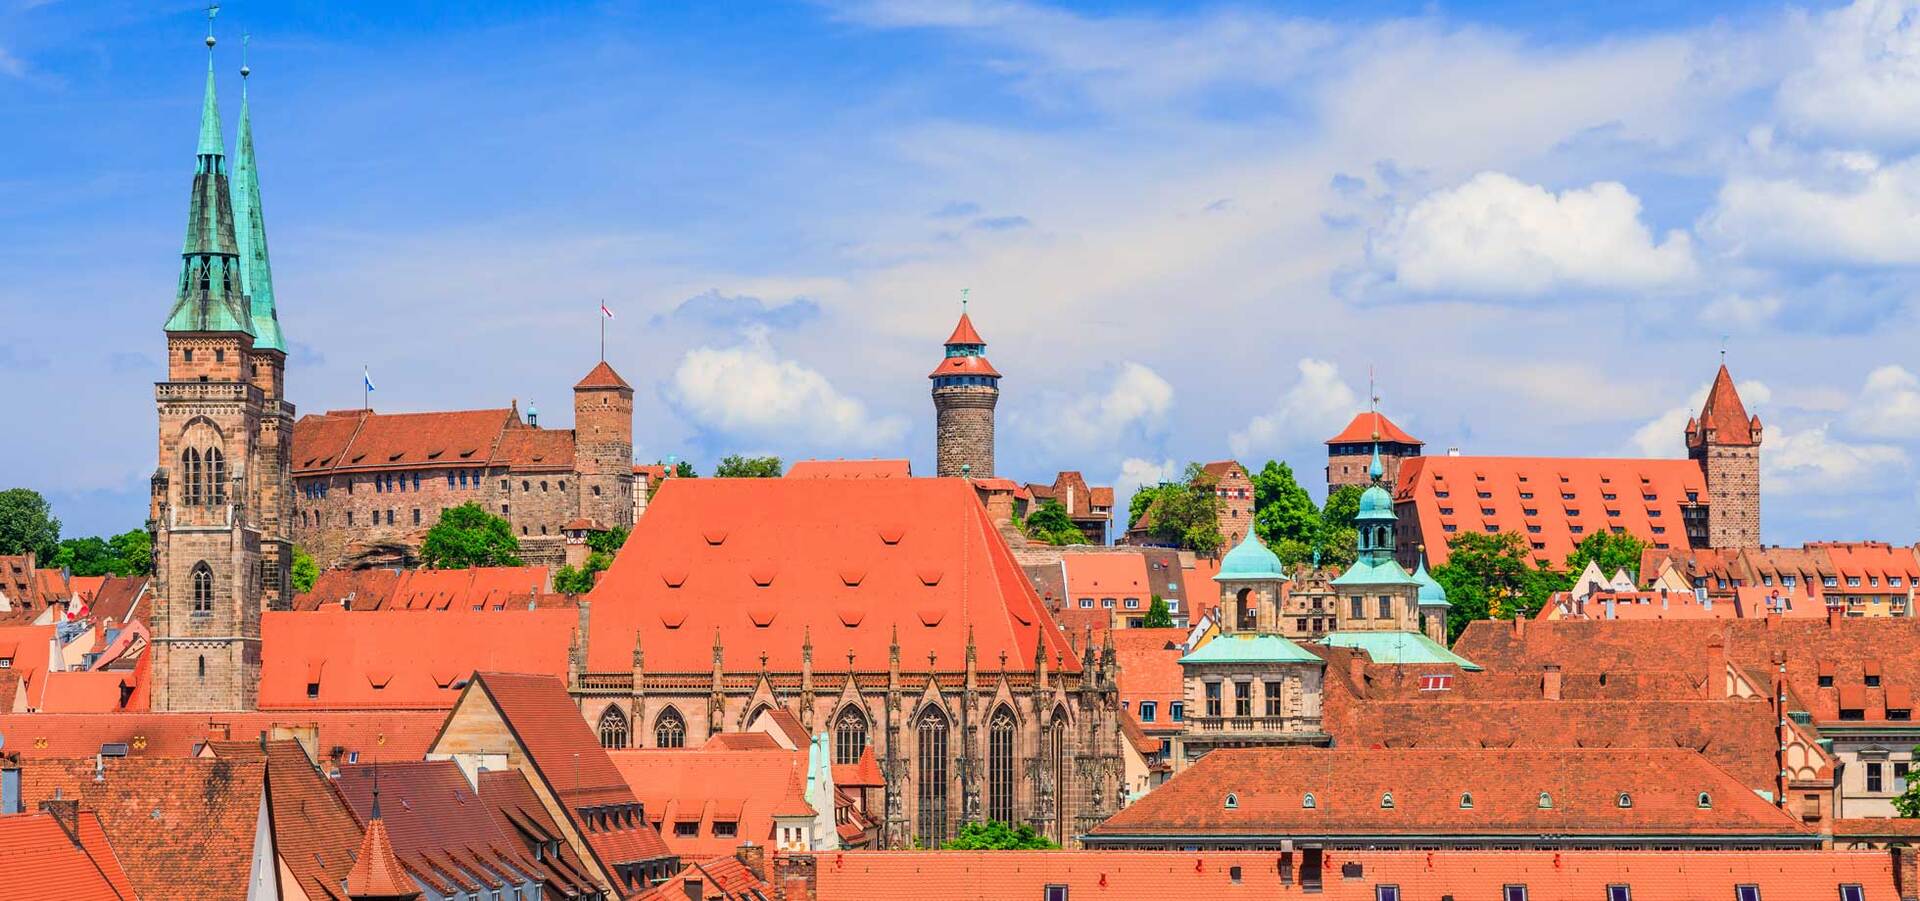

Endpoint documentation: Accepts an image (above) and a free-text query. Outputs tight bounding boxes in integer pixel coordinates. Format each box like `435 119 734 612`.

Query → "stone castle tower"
149 22 291 711
573 361 635 528
930 311 999 478
1686 364 1762 549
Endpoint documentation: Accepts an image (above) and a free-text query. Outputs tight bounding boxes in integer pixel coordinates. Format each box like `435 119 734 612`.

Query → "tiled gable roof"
292 408 514 475
575 361 632 390
609 746 807 858
497 427 576 472
0 810 140 901
1060 553 1151 602
258 608 574 709
293 566 555 611
636 853 769 901
1089 747 1804 839
1395 455 1705 567
584 478 1078 674
1326 411 1422 446
1112 627 1186 720
206 740 364 901
0 710 445 763
16 756 268 901
786 459 913 479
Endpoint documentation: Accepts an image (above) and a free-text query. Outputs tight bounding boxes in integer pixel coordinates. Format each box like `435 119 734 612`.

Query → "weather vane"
206 3 220 48
960 287 969 311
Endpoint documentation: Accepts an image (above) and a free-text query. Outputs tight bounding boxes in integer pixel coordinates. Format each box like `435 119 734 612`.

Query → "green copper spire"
1368 443 1384 482
164 9 255 338
232 43 285 353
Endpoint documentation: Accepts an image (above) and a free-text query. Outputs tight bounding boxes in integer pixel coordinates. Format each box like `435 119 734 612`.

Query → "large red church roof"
1326 411 1422 446
585 478 1078 674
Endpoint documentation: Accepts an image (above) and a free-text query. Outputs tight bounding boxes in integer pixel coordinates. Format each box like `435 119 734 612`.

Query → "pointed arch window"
916 707 951 846
988 707 1017 824
654 707 686 748
206 447 225 506
834 707 869 765
182 449 203 507
190 562 214 615
598 705 629 749
1049 709 1069 841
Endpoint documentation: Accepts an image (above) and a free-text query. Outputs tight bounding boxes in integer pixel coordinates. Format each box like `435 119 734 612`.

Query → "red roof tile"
927 354 1001 379
497 427 576 472
1090 747 1805 840
786 459 913 479
37 659 146 713
259 608 575 709
1112 627 1186 724
636 853 770 901
295 566 555 611
944 312 984 346
1688 365 1760 447
345 816 416 899
614 745 814 859
1060 553 1152 603
0 810 140 901
575 361 633 390
0 710 444 763
1326 411 1423 446
292 408 513 474
585 478 1078 674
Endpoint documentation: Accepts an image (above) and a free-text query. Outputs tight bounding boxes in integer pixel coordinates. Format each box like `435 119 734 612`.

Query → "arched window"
834 707 869 765
1460 792 1474 809
1223 793 1238 810
988 707 1016 824
182 449 202 507
1236 587 1256 631
206 447 225 506
197 655 206 678
1302 792 1316 809
191 562 214 615
916 707 950 846
598 706 629 749
654 708 686 748
1048 709 1069 840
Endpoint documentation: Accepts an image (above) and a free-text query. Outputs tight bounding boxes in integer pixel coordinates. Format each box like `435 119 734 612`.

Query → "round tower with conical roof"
930 309 999 478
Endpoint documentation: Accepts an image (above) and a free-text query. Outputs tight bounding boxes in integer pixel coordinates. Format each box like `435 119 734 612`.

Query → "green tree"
107 529 151 576
1143 464 1225 556
942 820 1059 850
0 488 60 561
290 546 319 594
420 502 522 569
1317 526 1360 570
1251 460 1319 550
586 525 630 556
49 536 115 576
1128 484 1169 532
714 455 782 478
1895 745 1920 817
1023 500 1085 546
1564 531 1647 578
1320 484 1363 531
554 551 614 594
1433 531 1549 641
1141 596 1174 628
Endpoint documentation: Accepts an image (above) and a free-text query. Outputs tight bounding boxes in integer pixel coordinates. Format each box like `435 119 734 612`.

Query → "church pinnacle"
233 34 285 353
165 4 255 338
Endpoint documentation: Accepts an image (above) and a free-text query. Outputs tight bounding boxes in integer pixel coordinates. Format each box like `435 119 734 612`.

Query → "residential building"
1024 471 1114 545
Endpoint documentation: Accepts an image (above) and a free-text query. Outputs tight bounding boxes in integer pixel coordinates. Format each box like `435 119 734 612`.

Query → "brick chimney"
736 843 768 884
1893 844 1918 901
1705 638 1727 700
1513 616 1525 638
39 796 80 847
1542 665 1562 701
1828 604 1843 630
1347 654 1367 699
775 852 818 901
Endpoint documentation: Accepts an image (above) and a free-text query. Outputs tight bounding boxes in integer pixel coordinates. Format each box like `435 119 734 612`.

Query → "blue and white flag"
363 367 376 392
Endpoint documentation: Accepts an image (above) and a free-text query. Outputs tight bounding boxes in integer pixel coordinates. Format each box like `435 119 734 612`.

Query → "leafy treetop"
942 820 1059 850
420 502 523 569
0 488 60 561
1023 500 1084 546
714 455 783 478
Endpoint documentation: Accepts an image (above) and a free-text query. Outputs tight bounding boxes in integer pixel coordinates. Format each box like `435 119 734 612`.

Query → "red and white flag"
600 301 615 320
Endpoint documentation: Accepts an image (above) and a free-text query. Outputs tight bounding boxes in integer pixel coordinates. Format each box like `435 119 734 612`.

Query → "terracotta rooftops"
0 809 140 901
293 565 557 612
928 354 1001 379
293 407 514 474
808 849 1897 900
1395 455 1706 567
786 459 913 479
1088 747 1806 841
1327 410 1422 446
1112 627 1187 721
0 710 446 764
258 608 574 709
1060 552 1152 601
205 739 366 901
584 477 1078 674
610 746 808 858
575 360 632 390
496 427 576 471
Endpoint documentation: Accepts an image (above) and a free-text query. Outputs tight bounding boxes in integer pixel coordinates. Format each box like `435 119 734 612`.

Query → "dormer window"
1459 792 1473 809
1223 793 1238 810
1617 792 1632 808
1697 792 1713 809
1380 792 1394 809
1302 793 1316 809
1537 792 1553 809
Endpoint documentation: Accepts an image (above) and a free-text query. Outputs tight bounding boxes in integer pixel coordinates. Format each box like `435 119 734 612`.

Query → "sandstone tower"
573 361 636 529
930 311 999 478
150 22 279 711
1686 364 1763 549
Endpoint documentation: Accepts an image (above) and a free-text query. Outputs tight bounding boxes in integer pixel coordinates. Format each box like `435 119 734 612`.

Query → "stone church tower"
149 23 288 711
930 311 999 478
1686 364 1762 549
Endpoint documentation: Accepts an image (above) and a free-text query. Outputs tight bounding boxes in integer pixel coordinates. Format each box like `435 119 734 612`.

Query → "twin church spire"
165 10 283 353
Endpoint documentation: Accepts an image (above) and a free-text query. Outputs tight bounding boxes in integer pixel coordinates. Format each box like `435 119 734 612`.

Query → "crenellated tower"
150 13 268 711
1686 364 1763 549
930 308 999 478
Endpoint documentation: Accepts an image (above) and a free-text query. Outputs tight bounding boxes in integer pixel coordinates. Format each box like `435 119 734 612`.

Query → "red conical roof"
345 817 418 900
770 758 817 819
1691 365 1759 447
945 313 985 346
574 360 631 391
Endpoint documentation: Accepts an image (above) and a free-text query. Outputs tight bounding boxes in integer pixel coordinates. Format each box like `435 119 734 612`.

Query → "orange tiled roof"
1687 364 1760 448
16 756 268 901
37 657 147 713
636 853 770 901
786 459 913 479
927 354 1001 379
292 407 514 474
575 360 632 390
1112 627 1186 723
258 608 575 709
205 739 366 901
0 810 141 901
1060 553 1151 602
1089 747 1805 840
944 312 984 345
1395 455 1706 567
832 746 883 788
809 849 1896 900
0 710 445 763
345 817 414 899
611 746 808 857
497 426 576 472
584 478 1078 674
1327 411 1422 446
293 565 555 611
1455 617 1920 726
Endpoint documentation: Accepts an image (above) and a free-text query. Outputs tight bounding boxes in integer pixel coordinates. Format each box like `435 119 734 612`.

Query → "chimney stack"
1892 844 1919 901
38 797 80 847
1828 605 1843 630
1347 654 1367 699
736 843 769 884
1542 665 1563 701
1705 638 1727 700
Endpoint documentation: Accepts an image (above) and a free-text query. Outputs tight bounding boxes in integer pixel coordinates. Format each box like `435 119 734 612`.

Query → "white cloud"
667 329 908 448
1765 423 1908 494
0 48 21 79
1697 293 1783 330
1847 364 1920 439
1045 362 1173 450
1366 172 1697 297
1776 0 1920 146
1229 359 1358 458
1114 456 1179 529
1702 154 1920 265
1629 378 1774 458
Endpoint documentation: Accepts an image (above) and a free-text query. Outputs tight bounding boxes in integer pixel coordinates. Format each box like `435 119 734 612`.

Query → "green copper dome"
1413 557 1448 607
1214 530 1287 582
1357 484 1395 520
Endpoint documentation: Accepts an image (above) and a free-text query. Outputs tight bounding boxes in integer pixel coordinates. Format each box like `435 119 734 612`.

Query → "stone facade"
1202 462 1254 549
933 387 997 479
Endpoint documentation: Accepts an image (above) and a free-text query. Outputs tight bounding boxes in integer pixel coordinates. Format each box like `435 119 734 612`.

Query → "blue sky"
3 0 1918 546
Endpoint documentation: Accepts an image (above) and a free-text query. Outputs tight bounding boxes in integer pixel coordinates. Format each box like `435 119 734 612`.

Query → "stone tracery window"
916 707 950 845
654 707 686 748
988 707 1017 824
206 447 225 506
835 707 869 765
598 705 629 749
190 562 214 615
182 449 202 506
